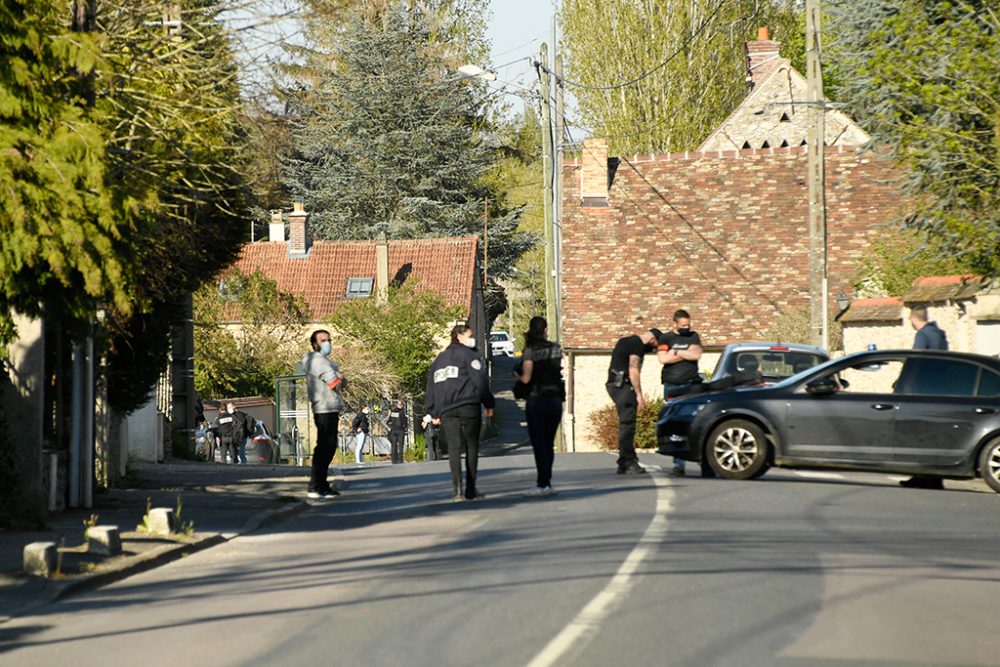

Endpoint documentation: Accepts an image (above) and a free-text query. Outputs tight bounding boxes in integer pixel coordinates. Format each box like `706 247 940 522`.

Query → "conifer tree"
282 2 532 281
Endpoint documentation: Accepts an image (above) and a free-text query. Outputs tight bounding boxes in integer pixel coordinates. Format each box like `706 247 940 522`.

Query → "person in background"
214 404 239 464
227 401 253 465
352 406 371 465
606 328 662 474
425 323 495 501
515 316 564 497
301 329 345 498
901 305 949 489
910 305 949 350
387 399 408 464
657 309 704 477
422 414 440 461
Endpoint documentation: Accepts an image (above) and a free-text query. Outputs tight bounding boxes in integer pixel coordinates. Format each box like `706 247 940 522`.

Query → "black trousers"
607 383 638 468
426 431 439 461
220 435 238 464
526 394 562 488
439 404 482 498
389 430 405 464
310 411 339 492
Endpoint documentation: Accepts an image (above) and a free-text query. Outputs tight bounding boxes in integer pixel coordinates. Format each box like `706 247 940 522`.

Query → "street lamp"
457 64 497 81
834 292 852 321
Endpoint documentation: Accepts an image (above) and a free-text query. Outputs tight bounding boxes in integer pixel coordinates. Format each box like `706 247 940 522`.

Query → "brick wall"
561 144 904 350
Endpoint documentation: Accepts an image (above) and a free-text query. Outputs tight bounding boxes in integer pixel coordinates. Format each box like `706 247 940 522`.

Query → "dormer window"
346 277 375 299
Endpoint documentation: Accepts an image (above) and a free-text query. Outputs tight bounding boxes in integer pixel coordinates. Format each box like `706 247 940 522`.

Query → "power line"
540 0 731 92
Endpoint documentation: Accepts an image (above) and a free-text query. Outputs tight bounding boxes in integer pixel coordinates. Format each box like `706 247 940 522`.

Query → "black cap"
649 328 664 341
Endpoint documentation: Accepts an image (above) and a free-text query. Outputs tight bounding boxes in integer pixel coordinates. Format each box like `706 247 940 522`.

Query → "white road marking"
525 464 674 667
793 471 846 480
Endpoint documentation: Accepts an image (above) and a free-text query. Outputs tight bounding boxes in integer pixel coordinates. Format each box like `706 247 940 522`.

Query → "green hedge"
587 396 665 451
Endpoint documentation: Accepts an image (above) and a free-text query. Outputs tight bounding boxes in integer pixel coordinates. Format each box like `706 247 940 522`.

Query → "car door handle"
975 407 997 414
870 403 895 410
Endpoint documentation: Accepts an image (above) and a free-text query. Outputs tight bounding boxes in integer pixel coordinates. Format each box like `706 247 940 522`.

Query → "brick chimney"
747 27 782 90
288 202 309 256
268 210 285 243
375 232 389 303
580 137 609 205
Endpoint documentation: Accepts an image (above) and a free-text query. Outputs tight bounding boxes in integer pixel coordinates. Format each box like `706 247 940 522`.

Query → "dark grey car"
657 350 1000 492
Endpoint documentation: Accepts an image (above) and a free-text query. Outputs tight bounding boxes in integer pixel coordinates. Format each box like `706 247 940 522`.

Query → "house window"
346 277 375 299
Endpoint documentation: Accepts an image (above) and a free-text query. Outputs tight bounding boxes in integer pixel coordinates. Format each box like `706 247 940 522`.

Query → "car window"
979 369 1000 397
728 350 827 379
902 358 979 397
839 359 905 394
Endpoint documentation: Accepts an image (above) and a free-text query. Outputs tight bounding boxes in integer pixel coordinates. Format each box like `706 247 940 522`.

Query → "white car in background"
490 331 515 357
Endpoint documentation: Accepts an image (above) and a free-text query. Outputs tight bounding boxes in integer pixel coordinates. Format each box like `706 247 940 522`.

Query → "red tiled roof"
229 236 478 320
839 297 903 323
902 274 986 303
911 274 979 287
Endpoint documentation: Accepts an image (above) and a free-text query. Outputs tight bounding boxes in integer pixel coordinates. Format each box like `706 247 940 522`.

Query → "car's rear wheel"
705 419 770 480
979 437 1000 493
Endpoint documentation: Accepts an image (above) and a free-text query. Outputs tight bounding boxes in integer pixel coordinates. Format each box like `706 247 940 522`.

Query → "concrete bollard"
147 508 178 536
23 542 57 577
86 526 122 556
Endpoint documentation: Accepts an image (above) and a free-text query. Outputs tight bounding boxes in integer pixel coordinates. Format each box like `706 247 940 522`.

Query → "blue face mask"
319 340 332 356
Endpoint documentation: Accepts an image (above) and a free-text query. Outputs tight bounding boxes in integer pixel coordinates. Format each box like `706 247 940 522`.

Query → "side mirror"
806 376 839 395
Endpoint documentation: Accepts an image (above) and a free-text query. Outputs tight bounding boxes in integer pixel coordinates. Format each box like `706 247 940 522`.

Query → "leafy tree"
329 281 463 395
0 0 127 349
281 2 533 281
560 0 804 154
95 0 251 412
482 110 545 345
826 0 1000 275
852 228 974 298
194 270 310 399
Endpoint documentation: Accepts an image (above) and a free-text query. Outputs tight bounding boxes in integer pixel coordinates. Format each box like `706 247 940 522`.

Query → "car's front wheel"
705 419 770 480
979 437 1000 493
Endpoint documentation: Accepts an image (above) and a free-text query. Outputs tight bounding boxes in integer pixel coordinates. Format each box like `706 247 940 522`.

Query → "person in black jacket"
387 400 408 464
214 405 239 464
515 316 564 497
426 324 495 501
351 406 371 465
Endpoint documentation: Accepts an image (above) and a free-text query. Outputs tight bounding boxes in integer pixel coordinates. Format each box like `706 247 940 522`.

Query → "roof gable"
698 59 870 152
230 236 478 320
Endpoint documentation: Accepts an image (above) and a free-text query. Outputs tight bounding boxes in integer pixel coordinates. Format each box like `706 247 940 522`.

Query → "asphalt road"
1 453 998 667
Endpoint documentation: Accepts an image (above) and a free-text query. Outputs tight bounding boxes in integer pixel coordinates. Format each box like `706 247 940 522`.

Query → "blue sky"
485 0 559 114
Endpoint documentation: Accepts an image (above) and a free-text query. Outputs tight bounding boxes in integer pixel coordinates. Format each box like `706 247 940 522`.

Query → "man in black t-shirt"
657 309 704 476
606 328 662 474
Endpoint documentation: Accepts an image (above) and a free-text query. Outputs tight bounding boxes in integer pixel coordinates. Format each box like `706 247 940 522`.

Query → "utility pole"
806 0 828 349
538 43 556 331
553 44 565 342
483 196 489 288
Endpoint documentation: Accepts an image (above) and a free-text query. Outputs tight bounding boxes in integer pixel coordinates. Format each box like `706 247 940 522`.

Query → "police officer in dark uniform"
606 328 662 474
214 405 239 464
426 323 495 501
387 400 408 464
657 309 704 476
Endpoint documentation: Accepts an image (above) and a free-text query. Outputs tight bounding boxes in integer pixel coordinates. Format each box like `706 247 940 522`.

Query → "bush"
587 396 664 451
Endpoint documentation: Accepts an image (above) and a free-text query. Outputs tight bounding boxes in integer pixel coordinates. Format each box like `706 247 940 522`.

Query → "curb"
0 499 308 625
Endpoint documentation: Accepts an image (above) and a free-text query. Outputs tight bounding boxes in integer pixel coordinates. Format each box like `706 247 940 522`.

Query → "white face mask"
319 340 332 356
461 337 476 349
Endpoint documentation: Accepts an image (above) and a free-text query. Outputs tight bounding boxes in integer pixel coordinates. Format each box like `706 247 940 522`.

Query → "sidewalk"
0 461 312 624
483 354 530 456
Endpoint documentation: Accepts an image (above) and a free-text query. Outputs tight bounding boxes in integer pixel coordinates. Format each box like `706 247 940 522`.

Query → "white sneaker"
307 491 322 499
523 486 545 497
540 486 556 496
